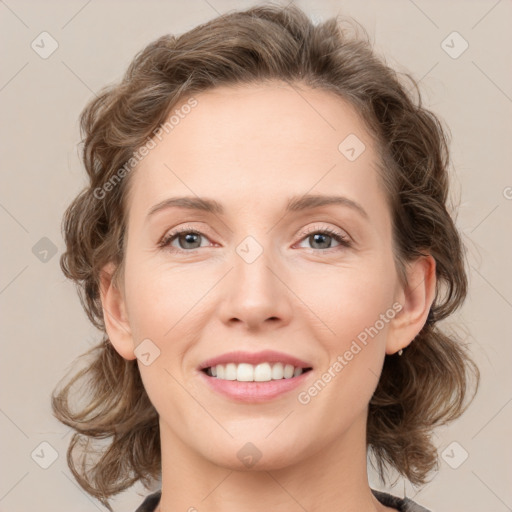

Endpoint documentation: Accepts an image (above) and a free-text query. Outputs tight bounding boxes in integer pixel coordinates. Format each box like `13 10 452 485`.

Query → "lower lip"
198 369 313 403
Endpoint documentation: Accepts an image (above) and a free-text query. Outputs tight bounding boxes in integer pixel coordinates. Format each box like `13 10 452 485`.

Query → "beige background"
1 0 511 511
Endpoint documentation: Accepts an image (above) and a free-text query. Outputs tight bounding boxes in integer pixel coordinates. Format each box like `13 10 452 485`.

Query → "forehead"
126 82 384 225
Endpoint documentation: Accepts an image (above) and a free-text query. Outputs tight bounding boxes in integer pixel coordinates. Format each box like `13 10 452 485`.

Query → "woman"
52 4 479 512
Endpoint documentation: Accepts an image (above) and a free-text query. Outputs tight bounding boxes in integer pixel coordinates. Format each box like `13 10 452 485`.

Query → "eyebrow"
146 194 369 221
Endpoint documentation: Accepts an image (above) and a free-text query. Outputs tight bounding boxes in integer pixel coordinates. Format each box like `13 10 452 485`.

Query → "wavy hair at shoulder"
52 3 479 509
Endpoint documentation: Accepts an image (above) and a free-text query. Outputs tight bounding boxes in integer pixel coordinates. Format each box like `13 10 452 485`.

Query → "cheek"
123 254 208 342
300 260 396 344
296 271 395 421
125 264 201 421
301 259 396 400
124 243 397 353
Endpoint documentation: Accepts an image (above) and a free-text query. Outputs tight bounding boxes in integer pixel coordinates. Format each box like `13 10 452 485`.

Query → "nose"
217 245 293 331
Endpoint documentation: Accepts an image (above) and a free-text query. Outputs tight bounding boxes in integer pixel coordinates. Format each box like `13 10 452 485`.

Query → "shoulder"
134 490 162 512
372 489 432 512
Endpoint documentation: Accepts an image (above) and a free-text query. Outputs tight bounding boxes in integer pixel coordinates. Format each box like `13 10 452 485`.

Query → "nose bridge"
218 232 292 329
235 235 274 293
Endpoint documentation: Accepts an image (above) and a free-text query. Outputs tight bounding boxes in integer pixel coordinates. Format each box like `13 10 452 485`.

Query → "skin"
100 82 436 512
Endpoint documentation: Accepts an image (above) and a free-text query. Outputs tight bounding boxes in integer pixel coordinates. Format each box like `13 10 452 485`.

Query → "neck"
156 411 392 512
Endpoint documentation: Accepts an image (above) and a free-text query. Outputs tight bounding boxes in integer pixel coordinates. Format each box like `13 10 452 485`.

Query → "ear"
99 262 136 360
386 254 436 355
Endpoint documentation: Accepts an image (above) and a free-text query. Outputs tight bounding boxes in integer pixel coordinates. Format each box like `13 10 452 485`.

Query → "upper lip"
198 350 313 370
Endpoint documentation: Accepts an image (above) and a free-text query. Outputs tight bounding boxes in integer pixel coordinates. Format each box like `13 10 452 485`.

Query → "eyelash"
158 224 352 254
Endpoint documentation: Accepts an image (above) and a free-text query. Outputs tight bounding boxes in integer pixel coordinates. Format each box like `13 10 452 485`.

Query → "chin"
201 436 306 472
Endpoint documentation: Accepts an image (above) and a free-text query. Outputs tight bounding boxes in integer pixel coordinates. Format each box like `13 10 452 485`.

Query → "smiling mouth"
201 362 313 382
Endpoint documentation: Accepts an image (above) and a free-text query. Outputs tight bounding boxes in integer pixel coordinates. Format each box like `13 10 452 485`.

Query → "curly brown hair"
52 3 479 510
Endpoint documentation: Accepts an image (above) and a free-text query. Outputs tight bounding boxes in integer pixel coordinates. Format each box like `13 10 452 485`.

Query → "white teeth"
205 362 307 381
284 364 295 379
225 363 237 380
271 362 284 379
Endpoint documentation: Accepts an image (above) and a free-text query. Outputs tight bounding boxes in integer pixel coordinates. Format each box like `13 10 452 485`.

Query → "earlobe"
386 254 436 355
99 262 136 360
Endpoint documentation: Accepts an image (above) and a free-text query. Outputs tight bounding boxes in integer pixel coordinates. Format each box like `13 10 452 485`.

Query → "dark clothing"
135 489 431 511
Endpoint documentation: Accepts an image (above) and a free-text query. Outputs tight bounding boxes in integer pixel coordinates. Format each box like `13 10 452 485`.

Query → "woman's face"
104 82 419 470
